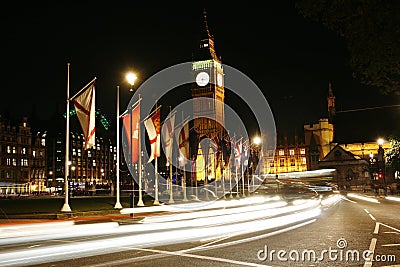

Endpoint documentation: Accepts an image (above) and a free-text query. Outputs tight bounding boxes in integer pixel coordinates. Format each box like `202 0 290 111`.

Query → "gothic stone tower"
192 10 225 139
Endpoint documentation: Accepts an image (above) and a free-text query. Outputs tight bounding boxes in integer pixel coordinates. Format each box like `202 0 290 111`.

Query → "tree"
385 136 400 173
295 0 400 95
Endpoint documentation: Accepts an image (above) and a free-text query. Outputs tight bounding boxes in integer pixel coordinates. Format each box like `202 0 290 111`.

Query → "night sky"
2 2 399 143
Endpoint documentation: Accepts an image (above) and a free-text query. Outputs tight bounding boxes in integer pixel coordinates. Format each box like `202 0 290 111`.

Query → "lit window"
7 146 11 154
41 138 46 146
290 158 295 166
12 159 17 166
33 150 36 157
23 122 26 127
300 148 306 155
12 147 16 154
78 149 81 157
22 147 26 155
301 157 306 165
289 149 294 156
280 159 285 166
6 158 11 166
279 150 284 156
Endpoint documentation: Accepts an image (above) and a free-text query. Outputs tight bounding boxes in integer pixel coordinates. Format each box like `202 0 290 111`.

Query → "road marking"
364 209 376 221
363 238 377 267
380 223 400 233
381 244 400 247
374 222 380 234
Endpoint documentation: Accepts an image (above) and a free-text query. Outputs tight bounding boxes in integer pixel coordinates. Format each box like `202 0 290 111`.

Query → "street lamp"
115 72 139 209
250 136 262 193
126 72 137 92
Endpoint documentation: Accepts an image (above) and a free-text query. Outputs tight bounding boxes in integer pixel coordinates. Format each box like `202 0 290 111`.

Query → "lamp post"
114 85 123 209
126 72 145 207
250 136 262 194
377 138 387 191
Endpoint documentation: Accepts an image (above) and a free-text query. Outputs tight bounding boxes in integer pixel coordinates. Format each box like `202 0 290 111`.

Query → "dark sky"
2 1 399 143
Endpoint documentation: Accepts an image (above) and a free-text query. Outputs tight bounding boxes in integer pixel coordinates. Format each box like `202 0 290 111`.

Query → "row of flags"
121 103 190 166
71 79 254 173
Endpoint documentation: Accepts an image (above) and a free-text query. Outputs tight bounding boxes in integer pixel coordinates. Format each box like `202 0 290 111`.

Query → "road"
0 192 399 267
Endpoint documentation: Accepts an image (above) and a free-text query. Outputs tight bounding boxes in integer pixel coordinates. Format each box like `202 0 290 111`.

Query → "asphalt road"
1 192 399 267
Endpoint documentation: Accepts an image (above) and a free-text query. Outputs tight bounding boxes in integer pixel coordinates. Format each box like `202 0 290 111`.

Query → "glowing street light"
126 72 137 91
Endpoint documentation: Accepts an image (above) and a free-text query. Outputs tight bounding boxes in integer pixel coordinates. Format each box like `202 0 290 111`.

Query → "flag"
234 138 242 170
161 113 175 163
144 108 161 163
122 103 140 163
199 136 210 167
210 135 220 167
73 83 95 150
177 122 190 165
242 139 249 166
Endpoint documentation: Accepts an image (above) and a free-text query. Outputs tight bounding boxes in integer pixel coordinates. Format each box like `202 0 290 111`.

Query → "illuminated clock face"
217 73 223 87
196 71 209 86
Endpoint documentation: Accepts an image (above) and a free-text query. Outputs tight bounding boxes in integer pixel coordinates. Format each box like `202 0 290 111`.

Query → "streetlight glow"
377 138 384 146
126 72 137 90
253 136 261 145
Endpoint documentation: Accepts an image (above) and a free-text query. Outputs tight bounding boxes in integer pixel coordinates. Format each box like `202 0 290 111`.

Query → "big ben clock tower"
192 10 225 138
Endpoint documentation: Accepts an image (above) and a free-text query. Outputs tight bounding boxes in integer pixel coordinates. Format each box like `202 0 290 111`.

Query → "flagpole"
61 63 72 212
137 95 144 206
168 107 175 204
181 111 188 202
114 86 123 209
153 103 160 206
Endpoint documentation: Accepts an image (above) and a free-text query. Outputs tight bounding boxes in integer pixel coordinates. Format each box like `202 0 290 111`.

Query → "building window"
78 149 81 157
41 138 46 146
6 158 11 166
7 146 11 154
33 150 36 157
300 148 306 155
21 159 28 166
270 160 274 167
12 147 16 154
280 159 285 167
290 158 295 166
22 147 26 155
289 149 295 156
279 150 284 156
12 158 17 166
301 157 306 165
72 148 76 156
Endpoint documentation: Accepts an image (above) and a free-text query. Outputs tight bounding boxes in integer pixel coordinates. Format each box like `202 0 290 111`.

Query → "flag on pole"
161 113 175 163
242 139 249 166
122 103 140 163
144 108 161 163
177 122 189 165
73 83 95 150
234 138 242 170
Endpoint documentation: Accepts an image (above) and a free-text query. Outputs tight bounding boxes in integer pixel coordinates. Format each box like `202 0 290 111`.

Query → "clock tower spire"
192 9 225 138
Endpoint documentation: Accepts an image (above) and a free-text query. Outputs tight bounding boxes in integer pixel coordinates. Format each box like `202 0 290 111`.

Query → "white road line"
364 209 376 221
381 244 400 247
374 222 380 234
363 238 377 267
380 223 400 233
